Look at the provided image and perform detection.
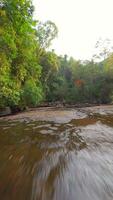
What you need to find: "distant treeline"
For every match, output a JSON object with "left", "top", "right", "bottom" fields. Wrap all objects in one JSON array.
[{"left": 1, "top": 0, "right": 113, "bottom": 110}]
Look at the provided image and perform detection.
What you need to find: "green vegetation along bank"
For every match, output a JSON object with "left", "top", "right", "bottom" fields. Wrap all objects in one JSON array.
[{"left": 1, "top": 0, "right": 113, "bottom": 112}]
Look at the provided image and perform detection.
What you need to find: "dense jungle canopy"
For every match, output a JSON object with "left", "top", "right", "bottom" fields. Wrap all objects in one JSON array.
[{"left": 1, "top": 0, "right": 113, "bottom": 110}]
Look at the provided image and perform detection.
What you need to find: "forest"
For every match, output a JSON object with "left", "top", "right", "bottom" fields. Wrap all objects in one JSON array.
[{"left": 1, "top": 0, "right": 113, "bottom": 111}]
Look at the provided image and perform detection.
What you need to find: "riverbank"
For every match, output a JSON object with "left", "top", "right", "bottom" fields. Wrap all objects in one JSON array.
[{"left": 1, "top": 105, "right": 113, "bottom": 123}]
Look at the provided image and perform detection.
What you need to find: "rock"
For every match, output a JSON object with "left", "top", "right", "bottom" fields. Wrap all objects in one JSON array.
[{"left": 0, "top": 107, "right": 11, "bottom": 117}]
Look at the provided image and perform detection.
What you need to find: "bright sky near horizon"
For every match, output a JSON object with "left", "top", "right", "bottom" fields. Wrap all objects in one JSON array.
[{"left": 33, "top": 0, "right": 113, "bottom": 60}]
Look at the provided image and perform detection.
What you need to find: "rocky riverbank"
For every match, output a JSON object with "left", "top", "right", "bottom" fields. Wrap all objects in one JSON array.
[{"left": 1, "top": 105, "right": 113, "bottom": 123}]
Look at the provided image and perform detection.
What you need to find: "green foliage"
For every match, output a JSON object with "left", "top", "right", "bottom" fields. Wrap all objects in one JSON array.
[
  {"left": 36, "top": 21, "right": 58, "bottom": 49},
  {"left": 1, "top": 1, "right": 113, "bottom": 110},
  {"left": 39, "top": 51, "right": 59, "bottom": 82},
  {"left": 0, "top": 0, "right": 43, "bottom": 109},
  {"left": 46, "top": 55, "right": 113, "bottom": 104},
  {"left": 20, "top": 80, "right": 43, "bottom": 107}
]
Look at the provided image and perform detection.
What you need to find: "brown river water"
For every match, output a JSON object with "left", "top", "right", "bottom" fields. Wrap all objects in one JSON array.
[{"left": 0, "top": 107, "right": 113, "bottom": 200}]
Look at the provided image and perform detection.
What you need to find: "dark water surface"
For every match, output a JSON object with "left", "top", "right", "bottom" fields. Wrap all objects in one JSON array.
[{"left": 0, "top": 114, "right": 113, "bottom": 200}]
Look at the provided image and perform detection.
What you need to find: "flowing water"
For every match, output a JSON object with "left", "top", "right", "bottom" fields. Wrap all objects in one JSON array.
[{"left": 0, "top": 112, "right": 113, "bottom": 200}]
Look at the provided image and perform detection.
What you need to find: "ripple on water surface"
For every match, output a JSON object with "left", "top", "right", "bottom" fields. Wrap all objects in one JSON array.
[{"left": 0, "top": 114, "right": 113, "bottom": 200}]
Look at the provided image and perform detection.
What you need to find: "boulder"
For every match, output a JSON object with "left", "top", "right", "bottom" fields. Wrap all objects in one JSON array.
[{"left": 0, "top": 107, "right": 11, "bottom": 117}]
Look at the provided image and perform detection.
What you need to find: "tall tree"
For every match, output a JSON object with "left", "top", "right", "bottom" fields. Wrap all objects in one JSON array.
[
  {"left": 36, "top": 20, "right": 58, "bottom": 49},
  {"left": 0, "top": 0, "right": 43, "bottom": 108}
]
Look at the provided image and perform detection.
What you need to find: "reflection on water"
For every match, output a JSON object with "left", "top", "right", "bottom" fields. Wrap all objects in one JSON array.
[{"left": 0, "top": 114, "right": 113, "bottom": 199}]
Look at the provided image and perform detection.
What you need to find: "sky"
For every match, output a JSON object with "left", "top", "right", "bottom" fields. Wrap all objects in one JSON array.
[{"left": 33, "top": 0, "right": 113, "bottom": 60}]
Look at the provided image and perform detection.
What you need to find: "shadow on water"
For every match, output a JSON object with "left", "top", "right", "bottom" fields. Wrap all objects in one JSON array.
[{"left": 0, "top": 114, "right": 113, "bottom": 199}]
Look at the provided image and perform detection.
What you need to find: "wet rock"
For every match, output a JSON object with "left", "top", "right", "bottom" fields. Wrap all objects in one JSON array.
[
  {"left": 40, "top": 129, "right": 53, "bottom": 134},
  {"left": 0, "top": 107, "right": 11, "bottom": 117}
]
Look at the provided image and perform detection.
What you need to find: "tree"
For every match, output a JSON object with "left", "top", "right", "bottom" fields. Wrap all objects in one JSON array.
[
  {"left": 93, "top": 38, "right": 113, "bottom": 62},
  {"left": 0, "top": 0, "right": 43, "bottom": 109},
  {"left": 36, "top": 20, "right": 58, "bottom": 49}
]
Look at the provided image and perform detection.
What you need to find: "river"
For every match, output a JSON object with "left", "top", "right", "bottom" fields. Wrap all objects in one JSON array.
[{"left": 0, "top": 106, "right": 113, "bottom": 200}]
